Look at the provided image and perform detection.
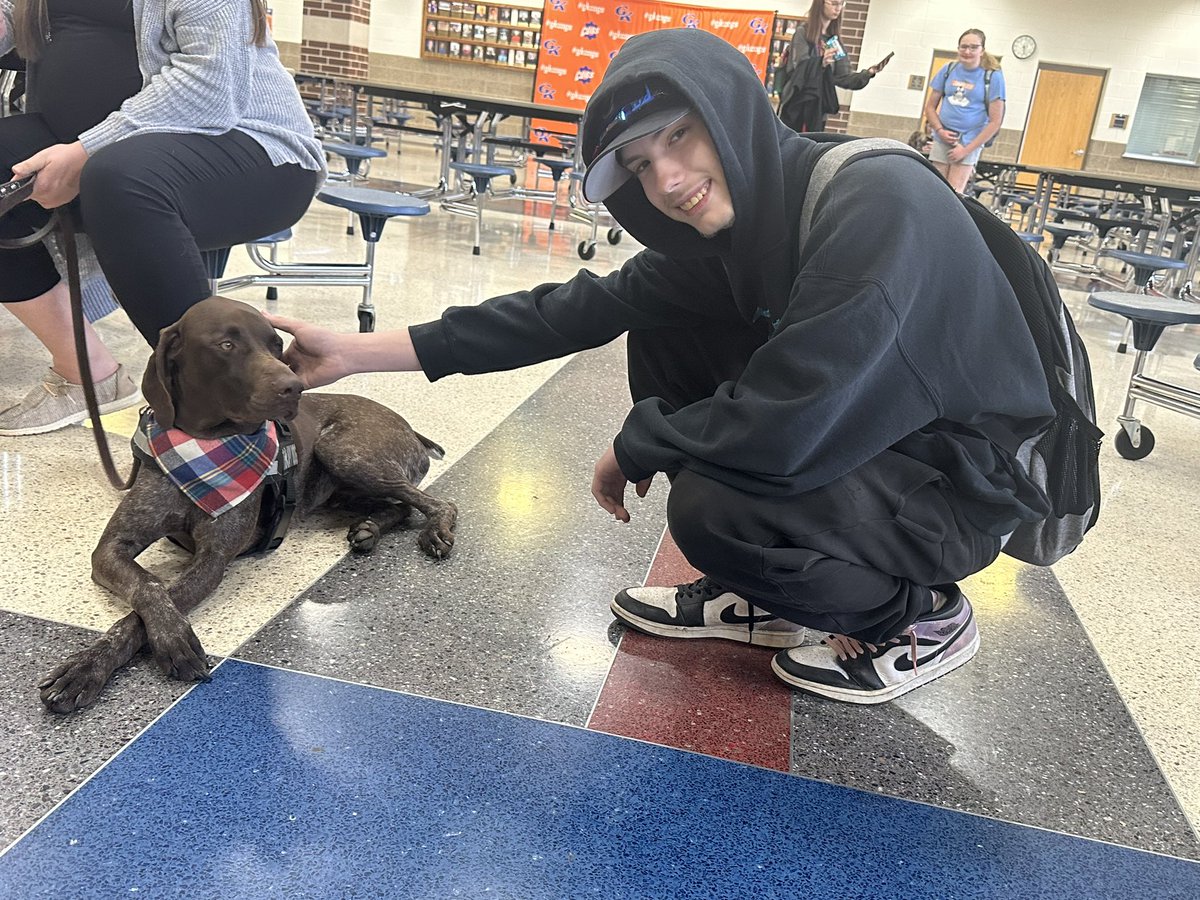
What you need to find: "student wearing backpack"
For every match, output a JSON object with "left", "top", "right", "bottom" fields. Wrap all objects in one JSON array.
[
  {"left": 924, "top": 29, "right": 1006, "bottom": 193},
  {"left": 269, "top": 29, "right": 1056, "bottom": 705}
]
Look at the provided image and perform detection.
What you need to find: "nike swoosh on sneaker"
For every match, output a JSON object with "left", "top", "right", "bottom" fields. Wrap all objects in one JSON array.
[
  {"left": 719, "top": 606, "right": 777, "bottom": 626},
  {"left": 892, "top": 622, "right": 972, "bottom": 672}
]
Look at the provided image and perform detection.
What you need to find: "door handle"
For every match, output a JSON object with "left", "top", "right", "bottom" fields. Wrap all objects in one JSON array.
[{"left": 1072, "top": 149, "right": 1085, "bottom": 156}]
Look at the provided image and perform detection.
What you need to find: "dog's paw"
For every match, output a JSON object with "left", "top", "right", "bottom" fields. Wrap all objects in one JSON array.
[
  {"left": 347, "top": 518, "right": 381, "bottom": 553},
  {"left": 141, "top": 606, "right": 210, "bottom": 682},
  {"left": 39, "top": 650, "right": 111, "bottom": 714},
  {"left": 417, "top": 520, "right": 456, "bottom": 559}
]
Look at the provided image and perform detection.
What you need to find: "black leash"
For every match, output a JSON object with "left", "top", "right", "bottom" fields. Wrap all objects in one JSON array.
[{"left": 0, "top": 173, "right": 137, "bottom": 490}]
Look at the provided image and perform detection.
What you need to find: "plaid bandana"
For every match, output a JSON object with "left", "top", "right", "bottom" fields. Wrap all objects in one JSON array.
[{"left": 144, "top": 413, "right": 279, "bottom": 518}]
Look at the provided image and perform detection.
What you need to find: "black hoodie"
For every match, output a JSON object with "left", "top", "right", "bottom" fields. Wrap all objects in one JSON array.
[{"left": 410, "top": 29, "right": 1053, "bottom": 526}]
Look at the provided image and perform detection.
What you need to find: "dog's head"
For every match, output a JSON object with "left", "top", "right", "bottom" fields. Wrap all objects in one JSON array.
[{"left": 141, "top": 296, "right": 304, "bottom": 437}]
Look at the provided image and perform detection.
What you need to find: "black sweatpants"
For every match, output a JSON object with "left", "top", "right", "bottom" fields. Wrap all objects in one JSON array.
[
  {"left": 0, "top": 113, "right": 319, "bottom": 345},
  {"left": 626, "top": 321, "right": 1002, "bottom": 645}
]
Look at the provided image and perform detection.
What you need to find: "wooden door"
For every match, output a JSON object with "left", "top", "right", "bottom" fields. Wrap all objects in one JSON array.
[
  {"left": 1018, "top": 65, "right": 1106, "bottom": 170},
  {"left": 918, "top": 51, "right": 958, "bottom": 130}
]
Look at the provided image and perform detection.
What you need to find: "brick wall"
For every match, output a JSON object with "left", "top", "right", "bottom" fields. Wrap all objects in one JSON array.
[
  {"left": 827, "top": 0, "right": 871, "bottom": 133},
  {"left": 300, "top": 0, "right": 371, "bottom": 80},
  {"left": 300, "top": 40, "right": 370, "bottom": 80},
  {"left": 302, "top": 0, "right": 370, "bottom": 25}
]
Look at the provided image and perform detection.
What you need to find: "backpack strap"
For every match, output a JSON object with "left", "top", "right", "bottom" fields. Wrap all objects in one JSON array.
[
  {"left": 984, "top": 67, "right": 992, "bottom": 106},
  {"left": 799, "top": 137, "right": 924, "bottom": 250}
]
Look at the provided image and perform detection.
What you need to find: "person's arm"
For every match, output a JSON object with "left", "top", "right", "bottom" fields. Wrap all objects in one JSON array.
[
  {"left": 961, "top": 97, "right": 1005, "bottom": 155},
  {"left": 0, "top": 2, "right": 13, "bottom": 57},
  {"left": 270, "top": 251, "right": 734, "bottom": 388},
  {"left": 923, "top": 90, "right": 953, "bottom": 144},
  {"left": 0, "top": 3, "right": 14, "bottom": 57},
  {"left": 78, "top": 0, "right": 261, "bottom": 155},
  {"left": 266, "top": 316, "right": 422, "bottom": 388},
  {"left": 831, "top": 54, "right": 875, "bottom": 90}
]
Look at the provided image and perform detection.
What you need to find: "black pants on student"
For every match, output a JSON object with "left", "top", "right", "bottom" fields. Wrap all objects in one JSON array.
[
  {"left": 0, "top": 113, "right": 319, "bottom": 345},
  {"left": 626, "top": 321, "right": 1002, "bottom": 646}
]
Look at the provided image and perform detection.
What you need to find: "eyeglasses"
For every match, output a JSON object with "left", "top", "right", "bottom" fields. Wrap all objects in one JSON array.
[
  {"left": 958, "top": 43, "right": 982, "bottom": 50},
  {"left": 593, "top": 85, "right": 664, "bottom": 157}
]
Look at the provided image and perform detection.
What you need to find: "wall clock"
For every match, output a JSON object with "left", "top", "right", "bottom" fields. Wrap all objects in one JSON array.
[{"left": 1012, "top": 34, "right": 1037, "bottom": 60}]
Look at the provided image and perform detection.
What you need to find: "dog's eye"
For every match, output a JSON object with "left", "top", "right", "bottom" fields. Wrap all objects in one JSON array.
[{"left": 220, "top": 340, "right": 235, "bottom": 351}]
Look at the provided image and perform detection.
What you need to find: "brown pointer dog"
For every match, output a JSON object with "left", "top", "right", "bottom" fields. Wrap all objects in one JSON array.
[{"left": 39, "top": 296, "right": 457, "bottom": 713}]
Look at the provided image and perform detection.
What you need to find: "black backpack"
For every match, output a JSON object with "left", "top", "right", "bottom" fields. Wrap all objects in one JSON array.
[{"left": 799, "top": 137, "right": 1102, "bottom": 566}]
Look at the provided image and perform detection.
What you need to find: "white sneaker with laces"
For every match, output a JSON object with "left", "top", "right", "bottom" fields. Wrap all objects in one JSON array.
[
  {"left": 770, "top": 587, "right": 980, "bottom": 704},
  {"left": 0, "top": 365, "right": 141, "bottom": 436},
  {"left": 611, "top": 575, "right": 812, "bottom": 648}
]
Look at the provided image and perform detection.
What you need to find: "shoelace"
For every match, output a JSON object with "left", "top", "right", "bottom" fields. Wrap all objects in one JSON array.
[
  {"left": 42, "top": 377, "right": 71, "bottom": 398},
  {"left": 825, "top": 630, "right": 921, "bottom": 674},
  {"left": 676, "top": 575, "right": 723, "bottom": 600}
]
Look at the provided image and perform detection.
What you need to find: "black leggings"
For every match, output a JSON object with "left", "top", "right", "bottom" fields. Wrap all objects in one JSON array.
[
  {"left": 0, "top": 114, "right": 319, "bottom": 345},
  {"left": 627, "top": 320, "right": 1002, "bottom": 645}
]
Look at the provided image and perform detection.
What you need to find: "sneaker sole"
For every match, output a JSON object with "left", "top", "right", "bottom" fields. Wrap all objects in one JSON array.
[
  {"left": 609, "top": 596, "right": 808, "bottom": 649},
  {"left": 0, "top": 390, "right": 143, "bottom": 437},
  {"left": 770, "top": 629, "right": 981, "bottom": 705}
]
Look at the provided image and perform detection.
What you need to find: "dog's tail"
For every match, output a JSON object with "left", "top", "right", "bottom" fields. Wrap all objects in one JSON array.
[{"left": 417, "top": 433, "right": 445, "bottom": 461}]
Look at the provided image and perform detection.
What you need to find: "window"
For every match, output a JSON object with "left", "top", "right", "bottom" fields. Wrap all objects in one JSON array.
[{"left": 1124, "top": 74, "right": 1200, "bottom": 166}]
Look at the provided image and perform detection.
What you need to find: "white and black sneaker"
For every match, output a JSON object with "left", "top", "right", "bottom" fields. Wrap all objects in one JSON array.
[
  {"left": 611, "top": 575, "right": 810, "bottom": 648},
  {"left": 770, "top": 587, "right": 979, "bottom": 704}
]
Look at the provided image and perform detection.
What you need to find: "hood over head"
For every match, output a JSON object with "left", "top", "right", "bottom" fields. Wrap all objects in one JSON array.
[{"left": 579, "top": 28, "right": 821, "bottom": 266}]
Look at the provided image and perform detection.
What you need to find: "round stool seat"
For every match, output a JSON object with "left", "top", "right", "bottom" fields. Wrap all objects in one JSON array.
[
  {"left": 1088, "top": 291, "right": 1200, "bottom": 326},
  {"left": 1017, "top": 232, "right": 1044, "bottom": 244},
  {"left": 1000, "top": 193, "right": 1035, "bottom": 209},
  {"left": 1101, "top": 249, "right": 1189, "bottom": 272},
  {"left": 252, "top": 228, "right": 293, "bottom": 244},
  {"left": 539, "top": 158, "right": 574, "bottom": 176},
  {"left": 1043, "top": 223, "right": 1091, "bottom": 237},
  {"left": 322, "top": 141, "right": 387, "bottom": 161},
  {"left": 317, "top": 185, "right": 430, "bottom": 218},
  {"left": 449, "top": 161, "right": 516, "bottom": 179}
]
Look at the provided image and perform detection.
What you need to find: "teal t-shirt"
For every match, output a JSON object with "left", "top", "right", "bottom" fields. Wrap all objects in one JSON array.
[{"left": 932, "top": 62, "right": 1005, "bottom": 147}]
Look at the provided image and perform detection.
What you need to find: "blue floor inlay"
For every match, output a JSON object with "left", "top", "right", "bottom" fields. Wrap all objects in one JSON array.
[{"left": 1, "top": 660, "right": 1197, "bottom": 899}]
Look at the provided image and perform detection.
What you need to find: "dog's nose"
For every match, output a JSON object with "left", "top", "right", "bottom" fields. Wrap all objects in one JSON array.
[{"left": 276, "top": 376, "right": 303, "bottom": 399}]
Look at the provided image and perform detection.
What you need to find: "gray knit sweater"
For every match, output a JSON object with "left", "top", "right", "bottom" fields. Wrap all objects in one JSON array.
[{"left": 1, "top": 0, "right": 326, "bottom": 180}]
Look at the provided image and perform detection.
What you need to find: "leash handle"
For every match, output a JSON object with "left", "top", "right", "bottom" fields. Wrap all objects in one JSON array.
[
  {"left": 0, "top": 173, "right": 55, "bottom": 249},
  {"left": 0, "top": 173, "right": 37, "bottom": 215},
  {"left": 60, "top": 212, "right": 139, "bottom": 491}
]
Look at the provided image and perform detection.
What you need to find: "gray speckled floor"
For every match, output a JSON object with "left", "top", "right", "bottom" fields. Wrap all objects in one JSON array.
[
  {"left": 240, "top": 340, "right": 669, "bottom": 723},
  {"left": 0, "top": 610, "right": 198, "bottom": 848},
  {"left": 1, "top": 141, "right": 1198, "bottom": 887}
]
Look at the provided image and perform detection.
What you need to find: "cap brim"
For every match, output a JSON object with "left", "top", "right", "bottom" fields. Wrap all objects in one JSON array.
[{"left": 581, "top": 105, "right": 690, "bottom": 204}]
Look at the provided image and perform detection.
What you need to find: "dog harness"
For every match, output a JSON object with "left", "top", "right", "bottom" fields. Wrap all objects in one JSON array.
[{"left": 131, "top": 408, "right": 299, "bottom": 555}]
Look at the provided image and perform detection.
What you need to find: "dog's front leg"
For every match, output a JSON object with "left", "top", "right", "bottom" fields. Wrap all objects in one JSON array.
[
  {"left": 97, "top": 535, "right": 242, "bottom": 681},
  {"left": 41, "top": 545, "right": 235, "bottom": 714}
]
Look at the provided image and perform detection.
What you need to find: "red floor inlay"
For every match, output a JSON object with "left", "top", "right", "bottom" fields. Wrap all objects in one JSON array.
[{"left": 587, "top": 529, "right": 793, "bottom": 772}]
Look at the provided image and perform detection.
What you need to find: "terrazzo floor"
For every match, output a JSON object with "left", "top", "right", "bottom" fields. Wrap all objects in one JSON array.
[{"left": 1, "top": 137, "right": 1198, "bottom": 897}]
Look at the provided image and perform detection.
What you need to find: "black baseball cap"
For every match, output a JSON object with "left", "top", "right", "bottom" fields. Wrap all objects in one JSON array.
[{"left": 581, "top": 84, "right": 690, "bottom": 203}]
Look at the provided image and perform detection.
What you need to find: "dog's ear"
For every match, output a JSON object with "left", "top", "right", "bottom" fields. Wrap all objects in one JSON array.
[{"left": 142, "top": 324, "right": 182, "bottom": 428}]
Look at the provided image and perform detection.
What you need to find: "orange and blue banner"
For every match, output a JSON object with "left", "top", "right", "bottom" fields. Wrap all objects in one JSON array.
[{"left": 531, "top": 1, "right": 775, "bottom": 146}]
